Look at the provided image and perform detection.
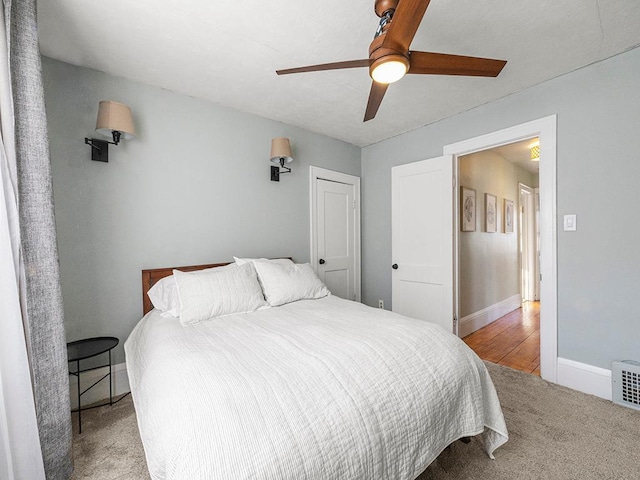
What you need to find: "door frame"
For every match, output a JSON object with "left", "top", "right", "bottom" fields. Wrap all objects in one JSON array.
[
  {"left": 309, "top": 166, "right": 361, "bottom": 302},
  {"left": 444, "top": 115, "right": 557, "bottom": 383}
]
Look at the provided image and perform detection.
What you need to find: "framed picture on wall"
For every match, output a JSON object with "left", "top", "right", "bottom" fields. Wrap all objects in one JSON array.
[
  {"left": 504, "top": 199, "right": 514, "bottom": 233},
  {"left": 485, "top": 193, "right": 497, "bottom": 232},
  {"left": 460, "top": 186, "right": 476, "bottom": 232}
]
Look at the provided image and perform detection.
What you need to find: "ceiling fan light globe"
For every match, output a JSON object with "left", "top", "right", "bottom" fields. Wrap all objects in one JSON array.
[{"left": 370, "top": 56, "right": 409, "bottom": 84}]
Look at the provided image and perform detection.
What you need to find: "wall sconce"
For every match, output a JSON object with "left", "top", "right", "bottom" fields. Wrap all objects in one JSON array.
[
  {"left": 84, "top": 101, "right": 135, "bottom": 162},
  {"left": 270, "top": 137, "right": 293, "bottom": 181}
]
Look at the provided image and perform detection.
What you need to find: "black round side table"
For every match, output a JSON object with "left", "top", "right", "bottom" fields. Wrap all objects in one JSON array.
[{"left": 67, "top": 336, "right": 119, "bottom": 433}]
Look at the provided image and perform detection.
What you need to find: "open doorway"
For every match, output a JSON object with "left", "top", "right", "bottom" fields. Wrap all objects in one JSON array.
[
  {"left": 456, "top": 139, "right": 541, "bottom": 375},
  {"left": 444, "top": 115, "right": 557, "bottom": 383}
]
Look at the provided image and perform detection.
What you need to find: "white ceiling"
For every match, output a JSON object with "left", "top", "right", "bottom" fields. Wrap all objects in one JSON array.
[{"left": 37, "top": 0, "right": 640, "bottom": 147}]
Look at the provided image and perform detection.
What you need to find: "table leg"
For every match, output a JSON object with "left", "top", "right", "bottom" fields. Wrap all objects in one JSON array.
[
  {"left": 109, "top": 349, "right": 113, "bottom": 406},
  {"left": 77, "top": 359, "right": 82, "bottom": 434}
]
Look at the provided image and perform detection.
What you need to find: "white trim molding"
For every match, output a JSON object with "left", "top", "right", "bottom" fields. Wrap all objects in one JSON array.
[
  {"left": 69, "top": 362, "right": 130, "bottom": 410},
  {"left": 459, "top": 295, "right": 521, "bottom": 338},
  {"left": 557, "top": 357, "right": 612, "bottom": 400}
]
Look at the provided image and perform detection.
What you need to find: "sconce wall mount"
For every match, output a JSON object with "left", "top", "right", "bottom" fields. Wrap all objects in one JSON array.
[
  {"left": 270, "top": 137, "right": 293, "bottom": 181},
  {"left": 85, "top": 101, "right": 135, "bottom": 162},
  {"left": 84, "top": 137, "right": 111, "bottom": 162}
]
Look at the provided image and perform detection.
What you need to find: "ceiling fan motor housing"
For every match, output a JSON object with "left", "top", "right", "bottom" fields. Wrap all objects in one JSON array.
[
  {"left": 368, "top": 34, "right": 410, "bottom": 81},
  {"left": 370, "top": 0, "right": 408, "bottom": 74}
]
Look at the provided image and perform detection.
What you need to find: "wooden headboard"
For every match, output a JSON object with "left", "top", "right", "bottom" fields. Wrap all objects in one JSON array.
[
  {"left": 141, "top": 262, "right": 231, "bottom": 315},
  {"left": 142, "top": 258, "right": 293, "bottom": 315}
]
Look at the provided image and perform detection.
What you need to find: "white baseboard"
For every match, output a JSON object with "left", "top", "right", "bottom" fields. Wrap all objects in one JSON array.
[
  {"left": 68, "top": 362, "right": 130, "bottom": 410},
  {"left": 459, "top": 294, "right": 521, "bottom": 337},
  {"left": 557, "top": 357, "right": 612, "bottom": 400}
]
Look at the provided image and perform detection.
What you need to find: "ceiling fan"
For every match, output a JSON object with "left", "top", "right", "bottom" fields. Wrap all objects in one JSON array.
[{"left": 276, "top": 0, "right": 507, "bottom": 122}]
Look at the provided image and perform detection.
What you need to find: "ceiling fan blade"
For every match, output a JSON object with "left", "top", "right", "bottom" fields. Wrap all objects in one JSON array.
[
  {"left": 382, "top": 0, "right": 431, "bottom": 51},
  {"left": 363, "top": 81, "right": 389, "bottom": 122},
  {"left": 408, "top": 51, "right": 507, "bottom": 77},
  {"left": 277, "top": 59, "right": 370, "bottom": 75}
]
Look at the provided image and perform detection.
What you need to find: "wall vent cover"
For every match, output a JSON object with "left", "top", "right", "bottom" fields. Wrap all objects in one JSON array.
[{"left": 612, "top": 360, "right": 640, "bottom": 411}]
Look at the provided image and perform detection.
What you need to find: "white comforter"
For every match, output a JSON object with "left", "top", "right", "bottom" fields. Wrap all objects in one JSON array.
[{"left": 125, "top": 296, "right": 508, "bottom": 480}]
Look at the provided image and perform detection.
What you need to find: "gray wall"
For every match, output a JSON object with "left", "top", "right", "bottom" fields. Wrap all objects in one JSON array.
[
  {"left": 42, "top": 57, "right": 361, "bottom": 364},
  {"left": 458, "top": 151, "right": 535, "bottom": 318},
  {"left": 361, "top": 46, "right": 640, "bottom": 370}
]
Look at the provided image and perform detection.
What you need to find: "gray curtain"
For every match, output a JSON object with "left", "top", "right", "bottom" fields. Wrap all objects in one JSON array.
[{"left": 10, "top": 0, "right": 73, "bottom": 477}]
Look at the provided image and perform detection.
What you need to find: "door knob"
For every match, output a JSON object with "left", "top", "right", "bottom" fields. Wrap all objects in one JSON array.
[
  {"left": 392, "top": 263, "right": 398, "bottom": 270},
  {"left": 319, "top": 259, "right": 326, "bottom": 265}
]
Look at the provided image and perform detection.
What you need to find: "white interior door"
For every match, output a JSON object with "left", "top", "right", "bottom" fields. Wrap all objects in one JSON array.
[
  {"left": 392, "top": 155, "right": 454, "bottom": 332},
  {"left": 519, "top": 183, "right": 536, "bottom": 302},
  {"left": 310, "top": 166, "right": 361, "bottom": 302},
  {"left": 534, "top": 187, "right": 541, "bottom": 301}
]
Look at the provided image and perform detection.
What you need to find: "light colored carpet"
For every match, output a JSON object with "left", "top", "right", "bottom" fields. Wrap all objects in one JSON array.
[
  {"left": 419, "top": 363, "right": 640, "bottom": 479},
  {"left": 70, "top": 394, "right": 150, "bottom": 480},
  {"left": 71, "top": 362, "right": 640, "bottom": 480}
]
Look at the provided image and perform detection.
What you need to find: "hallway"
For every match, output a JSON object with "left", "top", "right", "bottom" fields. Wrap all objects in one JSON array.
[{"left": 463, "top": 301, "right": 540, "bottom": 376}]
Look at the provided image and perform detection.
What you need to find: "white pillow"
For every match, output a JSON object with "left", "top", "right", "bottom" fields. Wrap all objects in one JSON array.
[
  {"left": 147, "top": 276, "right": 180, "bottom": 317},
  {"left": 233, "top": 256, "right": 293, "bottom": 267},
  {"left": 173, "top": 262, "right": 266, "bottom": 325},
  {"left": 253, "top": 261, "right": 330, "bottom": 306},
  {"left": 147, "top": 264, "right": 237, "bottom": 317}
]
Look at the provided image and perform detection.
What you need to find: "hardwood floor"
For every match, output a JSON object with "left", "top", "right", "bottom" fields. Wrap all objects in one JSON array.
[{"left": 463, "top": 301, "right": 540, "bottom": 376}]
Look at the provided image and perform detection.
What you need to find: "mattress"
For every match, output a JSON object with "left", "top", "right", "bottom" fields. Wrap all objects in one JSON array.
[{"left": 125, "top": 295, "right": 508, "bottom": 479}]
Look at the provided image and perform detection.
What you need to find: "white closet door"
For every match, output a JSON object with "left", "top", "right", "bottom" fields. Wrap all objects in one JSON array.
[
  {"left": 316, "top": 179, "right": 355, "bottom": 300},
  {"left": 392, "top": 155, "right": 454, "bottom": 332}
]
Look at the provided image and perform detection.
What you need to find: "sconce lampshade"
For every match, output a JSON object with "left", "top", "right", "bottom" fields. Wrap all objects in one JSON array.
[
  {"left": 95, "top": 101, "right": 135, "bottom": 142},
  {"left": 270, "top": 137, "right": 293, "bottom": 164}
]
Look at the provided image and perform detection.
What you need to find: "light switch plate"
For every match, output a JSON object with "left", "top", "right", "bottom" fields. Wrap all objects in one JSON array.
[{"left": 563, "top": 214, "right": 577, "bottom": 231}]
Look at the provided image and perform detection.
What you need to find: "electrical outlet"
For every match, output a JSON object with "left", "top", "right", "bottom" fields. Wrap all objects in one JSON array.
[{"left": 378, "top": 299, "right": 384, "bottom": 309}]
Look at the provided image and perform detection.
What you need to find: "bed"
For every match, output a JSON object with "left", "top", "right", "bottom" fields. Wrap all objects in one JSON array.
[{"left": 126, "top": 260, "right": 508, "bottom": 479}]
